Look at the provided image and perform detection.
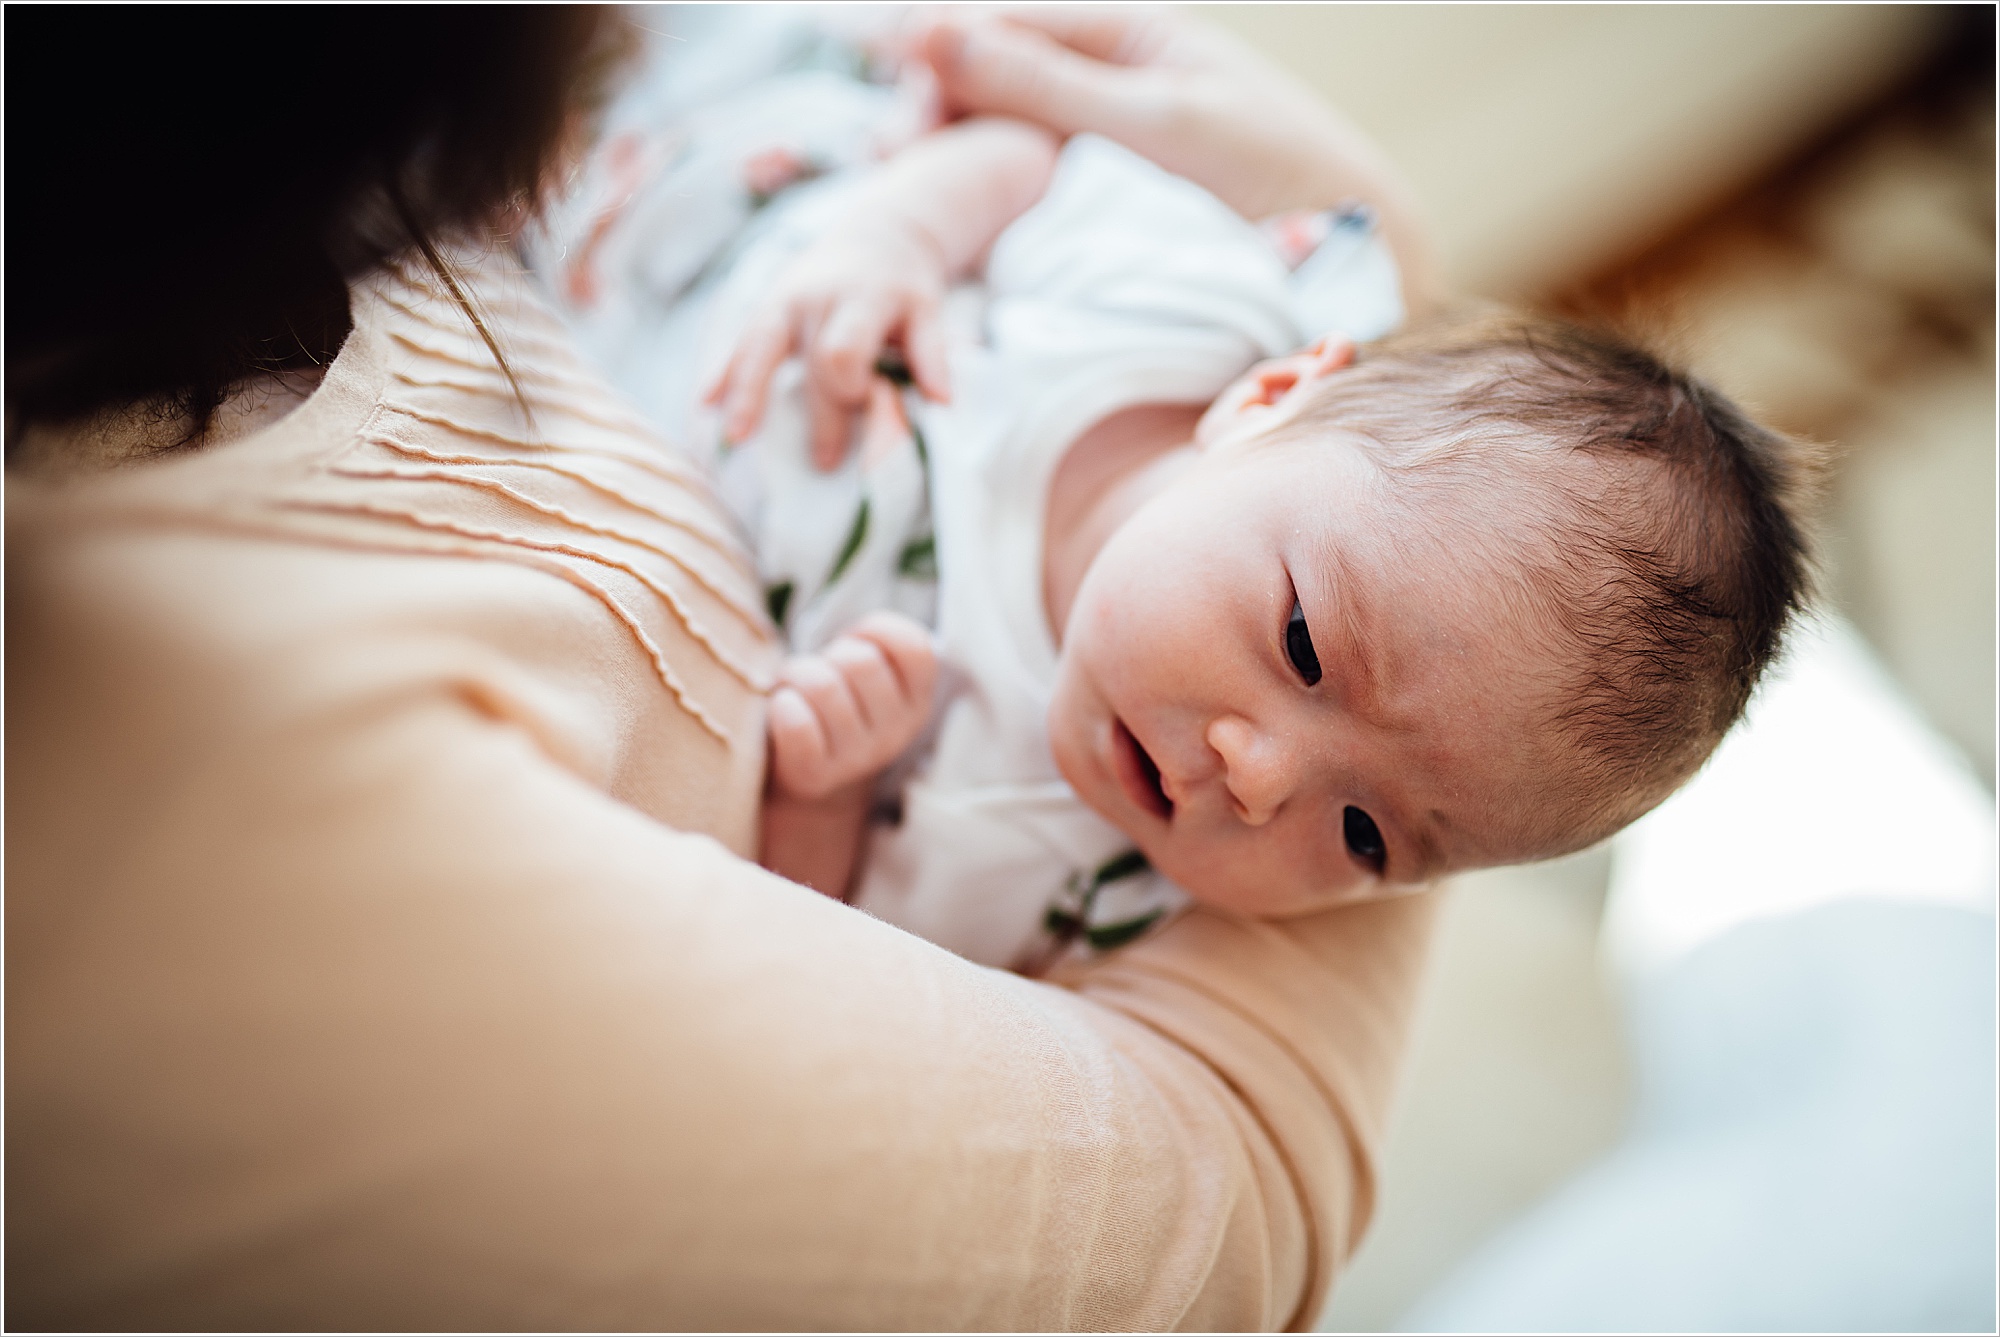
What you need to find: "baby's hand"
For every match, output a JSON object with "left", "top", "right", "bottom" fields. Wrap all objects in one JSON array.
[
  {"left": 706, "top": 222, "right": 952, "bottom": 469},
  {"left": 767, "top": 611, "right": 939, "bottom": 802}
]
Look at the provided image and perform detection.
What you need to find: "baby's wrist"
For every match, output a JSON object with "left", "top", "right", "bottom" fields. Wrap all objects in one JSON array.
[
  {"left": 828, "top": 211, "right": 947, "bottom": 279},
  {"left": 766, "top": 767, "right": 876, "bottom": 811},
  {"left": 759, "top": 783, "right": 874, "bottom": 900}
]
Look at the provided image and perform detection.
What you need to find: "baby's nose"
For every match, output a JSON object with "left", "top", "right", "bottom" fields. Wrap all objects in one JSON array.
[{"left": 1206, "top": 716, "right": 1294, "bottom": 827}]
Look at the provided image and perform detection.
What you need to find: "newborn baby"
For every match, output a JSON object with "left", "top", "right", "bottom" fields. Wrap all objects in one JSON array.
[{"left": 692, "top": 115, "right": 1814, "bottom": 971}]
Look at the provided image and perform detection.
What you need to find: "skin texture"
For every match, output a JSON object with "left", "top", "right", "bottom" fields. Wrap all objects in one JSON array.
[
  {"left": 761, "top": 613, "right": 938, "bottom": 898},
  {"left": 1045, "top": 345, "right": 1579, "bottom": 914},
  {"left": 706, "top": 116, "right": 1061, "bottom": 465}
]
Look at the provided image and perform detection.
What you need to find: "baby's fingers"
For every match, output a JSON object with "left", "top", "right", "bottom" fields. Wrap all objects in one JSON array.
[
  {"left": 806, "top": 380, "right": 858, "bottom": 473},
  {"left": 766, "top": 685, "right": 834, "bottom": 797},
  {"left": 714, "top": 310, "right": 802, "bottom": 444},
  {"left": 848, "top": 610, "right": 939, "bottom": 707},
  {"left": 806, "top": 295, "right": 900, "bottom": 468},
  {"left": 813, "top": 293, "right": 901, "bottom": 407},
  {"left": 822, "top": 633, "right": 913, "bottom": 745},
  {"left": 902, "top": 304, "right": 952, "bottom": 405},
  {"left": 770, "top": 656, "right": 870, "bottom": 798},
  {"left": 829, "top": 616, "right": 937, "bottom": 758}
]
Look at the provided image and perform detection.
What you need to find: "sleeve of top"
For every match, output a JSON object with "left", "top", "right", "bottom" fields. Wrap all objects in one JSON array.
[{"left": 10, "top": 611, "right": 1437, "bottom": 1332}]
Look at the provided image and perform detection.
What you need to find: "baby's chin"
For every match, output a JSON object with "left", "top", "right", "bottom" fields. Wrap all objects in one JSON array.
[{"left": 1176, "top": 870, "right": 1383, "bottom": 919}]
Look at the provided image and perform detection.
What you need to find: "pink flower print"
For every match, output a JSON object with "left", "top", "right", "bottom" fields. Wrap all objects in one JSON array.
[{"left": 743, "top": 145, "right": 812, "bottom": 203}]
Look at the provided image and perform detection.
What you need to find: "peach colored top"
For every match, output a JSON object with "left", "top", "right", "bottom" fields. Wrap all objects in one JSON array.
[{"left": 4, "top": 255, "right": 1436, "bottom": 1331}]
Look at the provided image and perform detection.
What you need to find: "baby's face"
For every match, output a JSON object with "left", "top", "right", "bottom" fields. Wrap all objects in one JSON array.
[{"left": 1047, "top": 348, "right": 1576, "bottom": 915}]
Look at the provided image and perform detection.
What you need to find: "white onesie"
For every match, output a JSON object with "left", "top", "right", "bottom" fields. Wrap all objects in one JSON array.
[{"left": 532, "top": 32, "right": 1401, "bottom": 968}]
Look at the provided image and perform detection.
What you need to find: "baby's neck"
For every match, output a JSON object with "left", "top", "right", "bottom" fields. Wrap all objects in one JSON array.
[{"left": 1042, "top": 402, "right": 1205, "bottom": 645}]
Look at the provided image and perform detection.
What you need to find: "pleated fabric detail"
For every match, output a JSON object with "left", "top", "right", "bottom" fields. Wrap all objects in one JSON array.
[{"left": 271, "top": 257, "right": 773, "bottom": 744}]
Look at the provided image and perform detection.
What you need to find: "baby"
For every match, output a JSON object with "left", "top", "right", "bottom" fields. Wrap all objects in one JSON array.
[{"left": 537, "top": 30, "right": 1813, "bottom": 971}]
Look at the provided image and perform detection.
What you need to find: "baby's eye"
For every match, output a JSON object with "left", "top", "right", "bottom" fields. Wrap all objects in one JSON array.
[
  {"left": 1344, "top": 806, "right": 1386, "bottom": 874},
  {"left": 1285, "top": 599, "right": 1322, "bottom": 686}
]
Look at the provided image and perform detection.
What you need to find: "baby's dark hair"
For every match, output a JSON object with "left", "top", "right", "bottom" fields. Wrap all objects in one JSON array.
[{"left": 1284, "top": 310, "right": 1825, "bottom": 844}]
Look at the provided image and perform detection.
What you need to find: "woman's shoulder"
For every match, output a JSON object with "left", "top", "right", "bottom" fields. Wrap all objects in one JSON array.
[
  {"left": 6, "top": 256, "right": 779, "bottom": 849},
  {"left": 7, "top": 483, "right": 766, "bottom": 864}
]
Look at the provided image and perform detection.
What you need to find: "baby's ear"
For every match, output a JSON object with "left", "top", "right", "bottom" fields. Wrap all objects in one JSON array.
[
  {"left": 1195, "top": 338, "right": 1357, "bottom": 449},
  {"left": 1304, "top": 335, "right": 1356, "bottom": 375}
]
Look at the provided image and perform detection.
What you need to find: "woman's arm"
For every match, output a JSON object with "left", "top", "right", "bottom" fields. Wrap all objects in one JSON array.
[
  {"left": 9, "top": 528, "right": 1435, "bottom": 1331},
  {"left": 916, "top": 11, "right": 1445, "bottom": 320}
]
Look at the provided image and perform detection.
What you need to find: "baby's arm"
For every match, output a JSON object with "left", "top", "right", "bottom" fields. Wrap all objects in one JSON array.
[
  {"left": 708, "top": 116, "right": 1059, "bottom": 465},
  {"left": 915, "top": 12, "right": 1442, "bottom": 318},
  {"left": 761, "top": 612, "right": 938, "bottom": 899}
]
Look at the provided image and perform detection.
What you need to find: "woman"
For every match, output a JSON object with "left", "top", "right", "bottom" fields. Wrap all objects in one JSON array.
[{"left": 6, "top": 9, "right": 1435, "bottom": 1329}]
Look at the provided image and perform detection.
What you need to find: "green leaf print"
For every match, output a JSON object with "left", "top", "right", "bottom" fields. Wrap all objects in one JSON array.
[
  {"left": 1092, "top": 849, "right": 1151, "bottom": 888},
  {"left": 1044, "top": 907, "right": 1084, "bottom": 939},
  {"left": 896, "top": 534, "right": 937, "bottom": 581},
  {"left": 1084, "top": 911, "right": 1166, "bottom": 952},
  {"left": 873, "top": 349, "right": 914, "bottom": 387},
  {"left": 765, "top": 581, "right": 794, "bottom": 628},
  {"left": 826, "top": 496, "right": 871, "bottom": 586}
]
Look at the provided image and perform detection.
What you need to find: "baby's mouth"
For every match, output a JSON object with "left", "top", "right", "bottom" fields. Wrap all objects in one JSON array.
[{"left": 1113, "top": 719, "right": 1173, "bottom": 821}]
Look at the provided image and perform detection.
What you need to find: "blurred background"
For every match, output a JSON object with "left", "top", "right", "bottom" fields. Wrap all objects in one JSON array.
[{"left": 1189, "top": 5, "right": 1995, "bottom": 1331}]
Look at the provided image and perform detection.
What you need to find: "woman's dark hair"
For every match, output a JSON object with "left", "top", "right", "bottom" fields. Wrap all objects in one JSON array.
[{"left": 5, "top": 6, "right": 631, "bottom": 449}]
